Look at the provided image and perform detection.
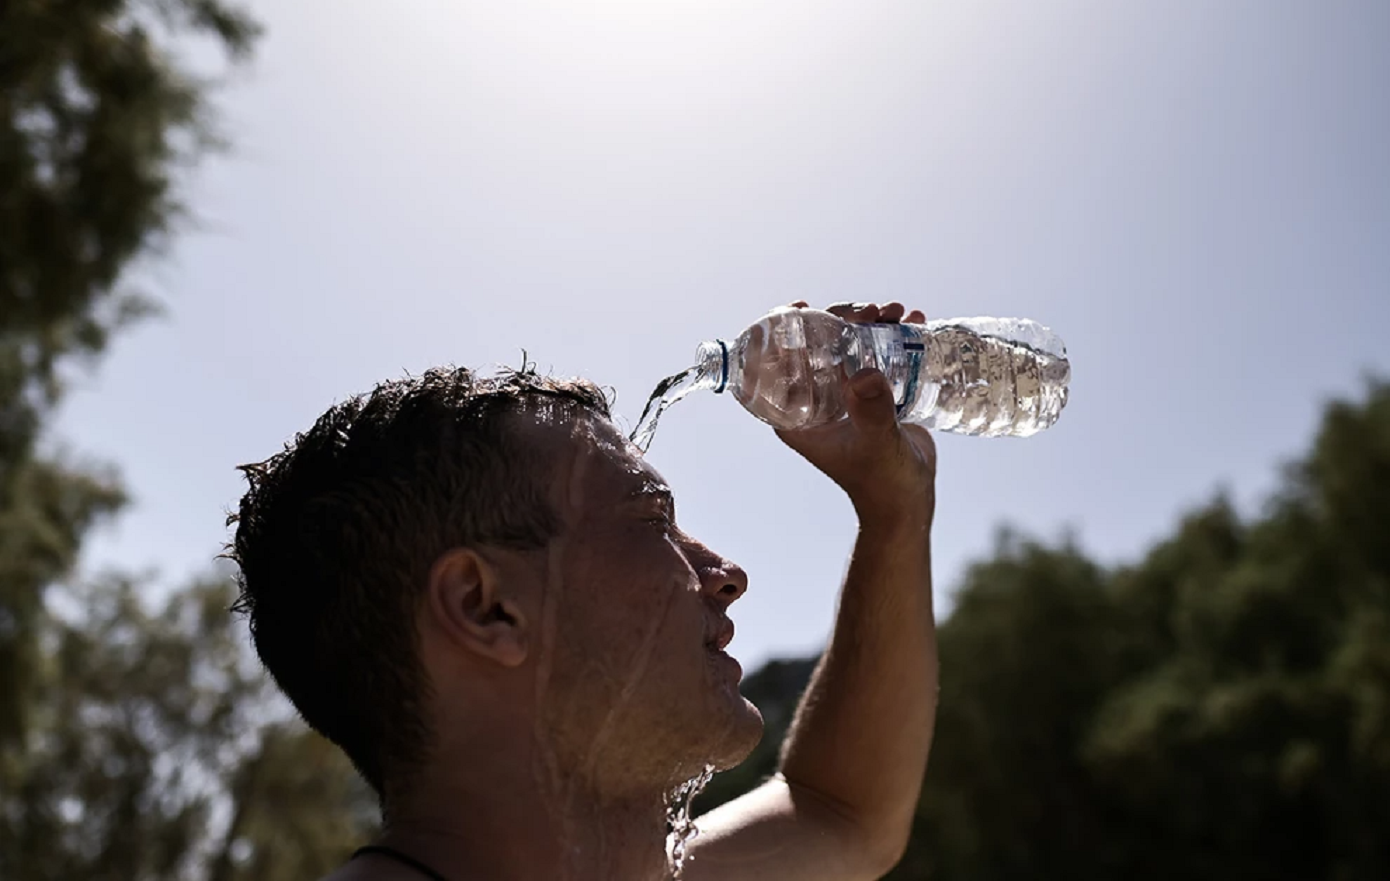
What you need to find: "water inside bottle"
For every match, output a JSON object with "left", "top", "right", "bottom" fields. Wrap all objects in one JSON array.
[
  {"left": 905, "top": 321, "right": 1070, "bottom": 437},
  {"left": 630, "top": 363, "right": 705, "bottom": 453},
  {"left": 666, "top": 763, "right": 716, "bottom": 879}
]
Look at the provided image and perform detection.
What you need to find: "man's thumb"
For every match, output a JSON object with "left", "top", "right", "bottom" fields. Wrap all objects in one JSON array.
[{"left": 846, "top": 368, "right": 896, "bottom": 429}]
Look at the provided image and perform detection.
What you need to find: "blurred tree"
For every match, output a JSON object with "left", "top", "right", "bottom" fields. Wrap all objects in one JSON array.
[
  {"left": 1, "top": 0, "right": 259, "bottom": 458},
  {"left": 1, "top": 0, "right": 258, "bottom": 791},
  {"left": 1083, "top": 381, "right": 1390, "bottom": 881},
  {"left": 11, "top": 577, "right": 375, "bottom": 881},
  {"left": 895, "top": 536, "right": 1127, "bottom": 881},
  {"left": 1, "top": 4, "right": 377, "bottom": 879},
  {"left": 699, "top": 381, "right": 1390, "bottom": 881}
]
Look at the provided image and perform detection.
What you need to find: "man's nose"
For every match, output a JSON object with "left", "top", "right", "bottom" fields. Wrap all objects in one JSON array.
[{"left": 692, "top": 544, "right": 748, "bottom": 605}]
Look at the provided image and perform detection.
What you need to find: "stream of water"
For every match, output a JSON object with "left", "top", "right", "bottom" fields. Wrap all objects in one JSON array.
[
  {"left": 665, "top": 763, "right": 716, "bottom": 880},
  {"left": 629, "top": 363, "right": 705, "bottom": 453}
]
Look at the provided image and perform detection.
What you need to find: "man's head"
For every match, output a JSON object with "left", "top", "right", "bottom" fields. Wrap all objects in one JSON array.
[{"left": 229, "top": 366, "right": 762, "bottom": 809}]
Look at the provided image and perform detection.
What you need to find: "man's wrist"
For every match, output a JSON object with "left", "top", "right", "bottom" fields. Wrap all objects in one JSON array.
[{"left": 852, "top": 495, "right": 934, "bottom": 538}]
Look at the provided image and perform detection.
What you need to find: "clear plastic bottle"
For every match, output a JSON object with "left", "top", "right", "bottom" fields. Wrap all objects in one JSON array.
[{"left": 689, "top": 306, "right": 1071, "bottom": 437}]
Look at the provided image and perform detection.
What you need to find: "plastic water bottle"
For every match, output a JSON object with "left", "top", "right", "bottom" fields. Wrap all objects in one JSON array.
[{"left": 689, "top": 306, "right": 1070, "bottom": 437}]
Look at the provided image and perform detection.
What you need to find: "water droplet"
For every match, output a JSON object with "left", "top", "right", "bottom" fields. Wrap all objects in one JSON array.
[{"left": 665, "top": 764, "right": 716, "bottom": 880}]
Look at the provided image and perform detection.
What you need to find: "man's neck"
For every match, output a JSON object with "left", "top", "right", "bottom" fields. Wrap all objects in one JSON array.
[{"left": 376, "top": 757, "right": 673, "bottom": 881}]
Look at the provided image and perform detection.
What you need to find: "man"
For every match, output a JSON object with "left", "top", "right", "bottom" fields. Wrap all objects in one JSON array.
[{"left": 229, "top": 301, "right": 939, "bottom": 880}]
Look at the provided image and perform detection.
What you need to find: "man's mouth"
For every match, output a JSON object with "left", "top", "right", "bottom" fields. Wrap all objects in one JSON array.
[
  {"left": 705, "top": 617, "right": 735, "bottom": 653},
  {"left": 705, "top": 617, "right": 743, "bottom": 682}
]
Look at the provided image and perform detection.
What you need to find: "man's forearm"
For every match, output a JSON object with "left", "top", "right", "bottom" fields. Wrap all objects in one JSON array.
[{"left": 777, "top": 513, "right": 938, "bottom": 863}]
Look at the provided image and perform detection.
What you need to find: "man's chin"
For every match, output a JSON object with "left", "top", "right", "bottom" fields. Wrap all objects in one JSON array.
[{"left": 707, "top": 696, "right": 764, "bottom": 771}]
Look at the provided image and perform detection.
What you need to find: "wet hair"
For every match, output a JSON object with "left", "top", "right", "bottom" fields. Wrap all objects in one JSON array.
[{"left": 227, "top": 366, "right": 611, "bottom": 802}]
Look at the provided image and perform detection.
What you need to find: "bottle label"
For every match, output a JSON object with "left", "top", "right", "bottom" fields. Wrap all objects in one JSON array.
[{"left": 897, "top": 329, "right": 926, "bottom": 417}]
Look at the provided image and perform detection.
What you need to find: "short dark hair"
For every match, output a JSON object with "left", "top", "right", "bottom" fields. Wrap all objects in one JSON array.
[{"left": 228, "top": 366, "right": 611, "bottom": 800}]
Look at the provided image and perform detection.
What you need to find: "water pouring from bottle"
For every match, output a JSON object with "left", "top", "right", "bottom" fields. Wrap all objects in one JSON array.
[
  {"left": 630, "top": 365, "right": 708, "bottom": 454},
  {"left": 629, "top": 306, "right": 1071, "bottom": 452}
]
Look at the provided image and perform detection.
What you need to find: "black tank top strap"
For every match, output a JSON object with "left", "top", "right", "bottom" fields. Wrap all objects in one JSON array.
[{"left": 351, "top": 844, "right": 451, "bottom": 881}]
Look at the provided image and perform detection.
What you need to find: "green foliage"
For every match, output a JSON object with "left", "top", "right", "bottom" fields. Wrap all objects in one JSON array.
[
  {"left": 0, "top": 455, "right": 124, "bottom": 783},
  {"left": 905, "top": 538, "right": 1125, "bottom": 880},
  {"left": 1, "top": 0, "right": 260, "bottom": 771},
  {"left": 701, "top": 380, "right": 1390, "bottom": 881},
  {"left": 2, "top": 6, "right": 378, "bottom": 880},
  {"left": 1, "top": 0, "right": 258, "bottom": 429},
  {"left": 1070, "top": 382, "right": 1390, "bottom": 881},
  {"left": 4, "top": 577, "right": 375, "bottom": 880}
]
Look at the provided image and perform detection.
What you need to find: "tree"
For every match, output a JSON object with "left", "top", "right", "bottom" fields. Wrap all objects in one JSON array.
[
  {"left": 1082, "top": 381, "right": 1390, "bottom": 881},
  {"left": 1, "top": 5, "right": 377, "bottom": 878},
  {"left": 13, "top": 577, "right": 375, "bottom": 881},
  {"left": 1, "top": 0, "right": 259, "bottom": 458},
  {"left": 1, "top": 0, "right": 258, "bottom": 795}
]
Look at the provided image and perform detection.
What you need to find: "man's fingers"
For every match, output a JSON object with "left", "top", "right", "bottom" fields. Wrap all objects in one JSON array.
[
  {"left": 845, "top": 368, "right": 897, "bottom": 433},
  {"left": 878, "top": 302, "right": 906, "bottom": 323},
  {"left": 789, "top": 300, "right": 810, "bottom": 308},
  {"left": 827, "top": 302, "right": 926, "bottom": 325},
  {"left": 828, "top": 303, "right": 881, "bottom": 324},
  {"left": 848, "top": 368, "right": 888, "bottom": 400}
]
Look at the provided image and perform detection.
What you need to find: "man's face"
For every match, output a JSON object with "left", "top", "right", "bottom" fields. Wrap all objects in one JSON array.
[{"left": 524, "top": 411, "right": 764, "bottom": 791}]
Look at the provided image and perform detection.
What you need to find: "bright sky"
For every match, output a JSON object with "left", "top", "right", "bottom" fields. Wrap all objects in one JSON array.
[{"left": 56, "top": 0, "right": 1388, "bottom": 671}]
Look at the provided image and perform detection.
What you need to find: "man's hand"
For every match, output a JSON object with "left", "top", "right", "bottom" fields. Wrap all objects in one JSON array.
[{"left": 774, "top": 301, "right": 937, "bottom": 531}]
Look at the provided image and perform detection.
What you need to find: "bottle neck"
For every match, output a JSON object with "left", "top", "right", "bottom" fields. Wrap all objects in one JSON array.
[{"left": 695, "top": 340, "right": 730, "bottom": 394}]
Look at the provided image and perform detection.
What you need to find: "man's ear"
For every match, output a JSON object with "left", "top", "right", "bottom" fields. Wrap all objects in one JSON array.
[{"left": 425, "top": 548, "right": 528, "bottom": 668}]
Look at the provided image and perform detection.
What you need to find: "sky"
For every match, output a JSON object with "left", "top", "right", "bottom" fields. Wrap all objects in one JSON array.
[{"left": 54, "top": 0, "right": 1389, "bottom": 671}]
